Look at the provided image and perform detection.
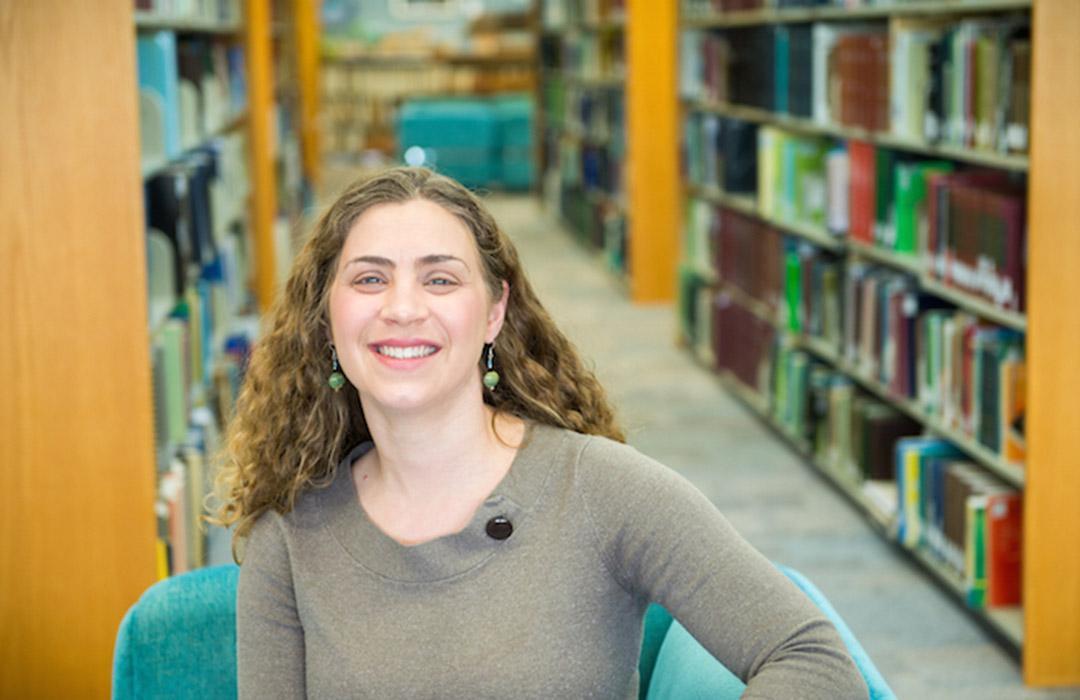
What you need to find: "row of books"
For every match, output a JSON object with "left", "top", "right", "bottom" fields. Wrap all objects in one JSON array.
[
  {"left": 767, "top": 342, "right": 1022, "bottom": 610},
  {"left": 137, "top": 29, "right": 247, "bottom": 168},
  {"left": 681, "top": 200, "right": 1026, "bottom": 468},
  {"left": 143, "top": 120, "right": 255, "bottom": 577},
  {"left": 844, "top": 265, "right": 1026, "bottom": 463},
  {"left": 541, "top": 0, "right": 626, "bottom": 28},
  {"left": 151, "top": 300, "right": 254, "bottom": 576},
  {"left": 144, "top": 132, "right": 249, "bottom": 313},
  {"left": 682, "top": 119, "right": 1028, "bottom": 314},
  {"left": 680, "top": 15, "right": 1031, "bottom": 157},
  {"left": 540, "top": 27, "right": 625, "bottom": 81}
]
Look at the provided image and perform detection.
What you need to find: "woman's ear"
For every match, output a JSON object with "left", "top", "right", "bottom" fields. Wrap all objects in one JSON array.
[{"left": 486, "top": 280, "right": 510, "bottom": 342}]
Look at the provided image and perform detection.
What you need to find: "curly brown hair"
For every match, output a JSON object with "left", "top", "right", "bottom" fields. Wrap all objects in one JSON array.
[{"left": 212, "top": 167, "right": 623, "bottom": 551}]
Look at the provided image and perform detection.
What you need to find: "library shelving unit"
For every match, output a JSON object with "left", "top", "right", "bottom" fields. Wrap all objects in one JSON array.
[
  {"left": 676, "top": 0, "right": 1080, "bottom": 687},
  {"left": 536, "top": 0, "right": 679, "bottom": 302},
  {"left": 0, "top": 1, "right": 320, "bottom": 697}
]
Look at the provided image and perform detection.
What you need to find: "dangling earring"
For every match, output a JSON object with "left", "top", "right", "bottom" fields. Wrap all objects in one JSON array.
[
  {"left": 482, "top": 343, "right": 500, "bottom": 391},
  {"left": 328, "top": 346, "right": 345, "bottom": 391}
]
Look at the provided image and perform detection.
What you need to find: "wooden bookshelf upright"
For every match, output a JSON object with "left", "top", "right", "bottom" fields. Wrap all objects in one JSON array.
[
  {"left": 0, "top": 1, "right": 319, "bottom": 695},
  {"left": 1025, "top": 0, "right": 1080, "bottom": 686},
  {"left": 1, "top": 4, "right": 157, "bottom": 697},
  {"left": 626, "top": 0, "right": 679, "bottom": 302}
]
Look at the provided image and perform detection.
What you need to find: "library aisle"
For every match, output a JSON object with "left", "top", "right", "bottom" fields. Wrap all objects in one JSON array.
[{"left": 468, "top": 191, "right": 1076, "bottom": 700}]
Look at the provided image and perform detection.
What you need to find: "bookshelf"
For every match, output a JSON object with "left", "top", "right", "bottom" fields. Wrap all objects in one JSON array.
[
  {"left": 677, "top": 0, "right": 1080, "bottom": 686},
  {"left": 0, "top": 1, "right": 319, "bottom": 696},
  {"left": 537, "top": 0, "right": 679, "bottom": 301}
]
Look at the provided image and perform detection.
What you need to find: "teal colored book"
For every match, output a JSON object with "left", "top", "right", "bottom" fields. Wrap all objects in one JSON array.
[{"left": 137, "top": 30, "right": 182, "bottom": 159}]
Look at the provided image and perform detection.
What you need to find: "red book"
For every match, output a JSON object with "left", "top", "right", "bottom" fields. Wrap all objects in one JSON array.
[
  {"left": 849, "top": 140, "right": 876, "bottom": 244},
  {"left": 986, "top": 491, "right": 1023, "bottom": 607}
]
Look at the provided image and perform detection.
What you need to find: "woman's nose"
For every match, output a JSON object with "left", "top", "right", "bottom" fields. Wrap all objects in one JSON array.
[{"left": 379, "top": 280, "right": 427, "bottom": 324}]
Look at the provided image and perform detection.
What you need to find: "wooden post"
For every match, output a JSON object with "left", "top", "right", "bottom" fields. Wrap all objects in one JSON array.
[
  {"left": 626, "top": 0, "right": 678, "bottom": 303},
  {"left": 245, "top": 0, "right": 279, "bottom": 310},
  {"left": 1024, "top": 0, "right": 1080, "bottom": 687},
  {"left": 293, "top": 0, "right": 322, "bottom": 188},
  {"left": 0, "top": 2, "right": 158, "bottom": 695}
]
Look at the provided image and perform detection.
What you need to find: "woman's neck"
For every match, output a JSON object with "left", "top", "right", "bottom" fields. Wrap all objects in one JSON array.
[{"left": 357, "top": 390, "right": 525, "bottom": 507}]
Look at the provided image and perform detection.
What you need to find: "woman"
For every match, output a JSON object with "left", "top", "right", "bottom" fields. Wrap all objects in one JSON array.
[{"left": 215, "top": 167, "right": 866, "bottom": 698}]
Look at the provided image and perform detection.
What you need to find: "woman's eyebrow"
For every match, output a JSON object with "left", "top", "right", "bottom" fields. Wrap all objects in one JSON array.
[
  {"left": 342, "top": 254, "right": 468, "bottom": 269},
  {"left": 343, "top": 255, "right": 394, "bottom": 268},
  {"left": 419, "top": 254, "right": 467, "bottom": 267}
]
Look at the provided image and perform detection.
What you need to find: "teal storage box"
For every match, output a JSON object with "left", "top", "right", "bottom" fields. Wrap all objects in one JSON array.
[{"left": 397, "top": 99, "right": 498, "bottom": 188}]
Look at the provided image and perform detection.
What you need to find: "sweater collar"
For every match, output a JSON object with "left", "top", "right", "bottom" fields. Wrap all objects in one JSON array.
[{"left": 321, "top": 421, "right": 566, "bottom": 583}]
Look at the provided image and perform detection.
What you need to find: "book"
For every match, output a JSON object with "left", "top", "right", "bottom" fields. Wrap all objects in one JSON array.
[
  {"left": 137, "top": 30, "right": 182, "bottom": 160},
  {"left": 985, "top": 490, "right": 1022, "bottom": 607},
  {"left": 896, "top": 437, "right": 964, "bottom": 549}
]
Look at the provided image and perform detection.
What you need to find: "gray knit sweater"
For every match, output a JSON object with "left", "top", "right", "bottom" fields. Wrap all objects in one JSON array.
[{"left": 238, "top": 422, "right": 867, "bottom": 698}]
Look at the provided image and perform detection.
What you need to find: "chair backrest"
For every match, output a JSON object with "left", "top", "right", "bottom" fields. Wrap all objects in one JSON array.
[
  {"left": 112, "top": 564, "right": 239, "bottom": 700},
  {"left": 645, "top": 564, "right": 896, "bottom": 700}
]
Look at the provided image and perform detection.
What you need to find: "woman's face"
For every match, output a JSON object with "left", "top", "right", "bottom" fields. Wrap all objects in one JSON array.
[{"left": 328, "top": 199, "right": 507, "bottom": 415}]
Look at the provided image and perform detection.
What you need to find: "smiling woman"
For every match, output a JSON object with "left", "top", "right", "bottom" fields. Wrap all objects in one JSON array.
[{"left": 212, "top": 167, "right": 867, "bottom": 699}]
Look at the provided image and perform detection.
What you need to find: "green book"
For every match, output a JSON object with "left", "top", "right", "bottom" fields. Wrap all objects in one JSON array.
[
  {"left": 794, "top": 138, "right": 827, "bottom": 226},
  {"left": 965, "top": 494, "right": 989, "bottom": 608},
  {"left": 790, "top": 351, "right": 810, "bottom": 439},
  {"left": 159, "top": 318, "right": 188, "bottom": 446},
  {"left": 895, "top": 161, "right": 954, "bottom": 256},
  {"left": 874, "top": 149, "right": 900, "bottom": 247},
  {"left": 785, "top": 249, "right": 802, "bottom": 333}
]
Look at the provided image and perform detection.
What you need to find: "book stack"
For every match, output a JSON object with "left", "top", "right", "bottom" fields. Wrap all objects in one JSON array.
[
  {"left": 758, "top": 126, "right": 832, "bottom": 230},
  {"left": 712, "top": 293, "right": 776, "bottom": 393},
  {"left": 540, "top": 10, "right": 627, "bottom": 275},
  {"left": 783, "top": 242, "right": 843, "bottom": 344},
  {"left": 728, "top": 26, "right": 778, "bottom": 111},
  {"left": 717, "top": 207, "right": 784, "bottom": 312},
  {"left": 138, "top": 27, "right": 257, "bottom": 575},
  {"left": 774, "top": 23, "right": 814, "bottom": 119},
  {"left": 895, "top": 438, "right": 1022, "bottom": 610},
  {"left": 137, "top": 30, "right": 246, "bottom": 173},
  {"left": 927, "top": 170, "right": 1026, "bottom": 313},
  {"left": 830, "top": 28, "right": 890, "bottom": 132}
]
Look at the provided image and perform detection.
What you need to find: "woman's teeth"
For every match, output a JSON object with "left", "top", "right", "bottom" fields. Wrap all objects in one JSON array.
[{"left": 376, "top": 345, "right": 437, "bottom": 359}]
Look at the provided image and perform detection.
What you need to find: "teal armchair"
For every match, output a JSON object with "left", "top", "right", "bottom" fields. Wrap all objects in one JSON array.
[{"left": 113, "top": 564, "right": 893, "bottom": 699}]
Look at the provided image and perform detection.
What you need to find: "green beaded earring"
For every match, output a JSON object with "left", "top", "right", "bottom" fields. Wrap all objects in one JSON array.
[
  {"left": 482, "top": 343, "right": 500, "bottom": 391},
  {"left": 328, "top": 347, "right": 345, "bottom": 391}
]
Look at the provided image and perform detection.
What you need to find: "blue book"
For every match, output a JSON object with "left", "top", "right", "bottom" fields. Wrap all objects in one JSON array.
[
  {"left": 895, "top": 437, "right": 963, "bottom": 549},
  {"left": 137, "top": 30, "right": 182, "bottom": 158}
]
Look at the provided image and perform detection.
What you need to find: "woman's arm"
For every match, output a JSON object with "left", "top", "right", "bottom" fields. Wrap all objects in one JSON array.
[
  {"left": 236, "top": 512, "right": 307, "bottom": 699},
  {"left": 577, "top": 438, "right": 868, "bottom": 699}
]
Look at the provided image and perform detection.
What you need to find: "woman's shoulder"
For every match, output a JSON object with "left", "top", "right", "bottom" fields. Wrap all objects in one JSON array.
[{"left": 527, "top": 422, "right": 678, "bottom": 493}]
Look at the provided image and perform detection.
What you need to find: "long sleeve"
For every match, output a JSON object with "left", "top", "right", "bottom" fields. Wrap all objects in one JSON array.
[
  {"left": 576, "top": 437, "right": 868, "bottom": 699},
  {"left": 237, "top": 512, "right": 307, "bottom": 699}
]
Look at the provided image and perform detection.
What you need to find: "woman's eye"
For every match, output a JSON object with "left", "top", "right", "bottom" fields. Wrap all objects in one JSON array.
[
  {"left": 353, "top": 275, "right": 385, "bottom": 286},
  {"left": 426, "top": 277, "right": 457, "bottom": 287}
]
